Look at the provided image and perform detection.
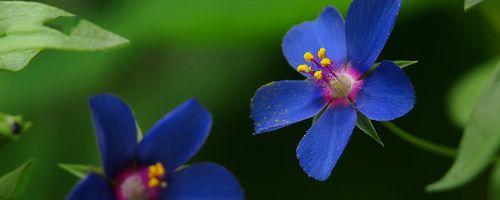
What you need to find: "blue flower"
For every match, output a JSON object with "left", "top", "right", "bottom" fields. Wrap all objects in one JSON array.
[
  {"left": 251, "top": 0, "right": 415, "bottom": 181},
  {"left": 67, "top": 94, "right": 244, "bottom": 200}
]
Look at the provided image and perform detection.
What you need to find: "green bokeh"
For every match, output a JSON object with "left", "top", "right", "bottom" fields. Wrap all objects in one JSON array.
[{"left": 0, "top": 0, "right": 499, "bottom": 199}]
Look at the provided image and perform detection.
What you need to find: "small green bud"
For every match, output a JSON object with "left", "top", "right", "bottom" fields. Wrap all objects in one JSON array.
[{"left": 0, "top": 112, "right": 31, "bottom": 141}]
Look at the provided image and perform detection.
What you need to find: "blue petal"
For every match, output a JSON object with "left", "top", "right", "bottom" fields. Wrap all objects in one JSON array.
[
  {"left": 296, "top": 104, "right": 357, "bottom": 181},
  {"left": 346, "top": 0, "right": 401, "bottom": 74},
  {"left": 282, "top": 6, "right": 346, "bottom": 72},
  {"left": 66, "top": 173, "right": 115, "bottom": 200},
  {"left": 137, "top": 99, "right": 212, "bottom": 172},
  {"left": 251, "top": 80, "right": 329, "bottom": 134},
  {"left": 89, "top": 94, "right": 137, "bottom": 179},
  {"left": 354, "top": 61, "right": 415, "bottom": 121},
  {"left": 161, "top": 162, "right": 244, "bottom": 200}
]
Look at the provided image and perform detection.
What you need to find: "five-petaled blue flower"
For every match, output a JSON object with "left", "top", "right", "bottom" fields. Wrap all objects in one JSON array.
[
  {"left": 251, "top": 0, "right": 415, "bottom": 181},
  {"left": 67, "top": 94, "right": 244, "bottom": 200}
]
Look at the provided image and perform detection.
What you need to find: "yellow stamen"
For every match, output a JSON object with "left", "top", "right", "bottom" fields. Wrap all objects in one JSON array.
[
  {"left": 320, "top": 58, "right": 331, "bottom": 67},
  {"left": 314, "top": 71, "right": 323, "bottom": 80},
  {"left": 148, "top": 165, "right": 157, "bottom": 178},
  {"left": 318, "top": 48, "right": 327, "bottom": 59},
  {"left": 297, "top": 64, "right": 311, "bottom": 73},
  {"left": 148, "top": 178, "right": 160, "bottom": 188},
  {"left": 304, "top": 52, "right": 314, "bottom": 62},
  {"left": 148, "top": 162, "right": 165, "bottom": 178},
  {"left": 155, "top": 162, "right": 165, "bottom": 177}
]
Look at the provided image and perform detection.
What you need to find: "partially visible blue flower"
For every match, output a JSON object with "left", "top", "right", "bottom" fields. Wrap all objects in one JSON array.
[
  {"left": 67, "top": 94, "right": 244, "bottom": 200},
  {"left": 251, "top": 0, "right": 415, "bottom": 181}
]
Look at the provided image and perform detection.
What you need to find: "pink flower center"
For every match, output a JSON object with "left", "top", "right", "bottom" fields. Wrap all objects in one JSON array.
[
  {"left": 115, "top": 163, "right": 167, "bottom": 200},
  {"left": 297, "top": 48, "right": 363, "bottom": 103}
]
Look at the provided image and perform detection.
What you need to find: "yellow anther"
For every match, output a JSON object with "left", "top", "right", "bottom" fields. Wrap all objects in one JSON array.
[
  {"left": 155, "top": 162, "right": 165, "bottom": 177},
  {"left": 320, "top": 58, "right": 331, "bottom": 67},
  {"left": 304, "top": 52, "right": 314, "bottom": 62},
  {"left": 297, "top": 64, "right": 311, "bottom": 73},
  {"left": 148, "top": 178, "right": 160, "bottom": 188},
  {"left": 314, "top": 71, "right": 323, "bottom": 80},
  {"left": 148, "top": 165, "right": 157, "bottom": 178},
  {"left": 148, "top": 162, "right": 165, "bottom": 178},
  {"left": 318, "top": 48, "right": 327, "bottom": 59}
]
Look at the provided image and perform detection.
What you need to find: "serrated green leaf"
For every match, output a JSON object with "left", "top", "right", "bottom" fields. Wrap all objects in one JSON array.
[
  {"left": 356, "top": 112, "right": 384, "bottom": 147},
  {"left": 465, "top": 0, "right": 485, "bottom": 11},
  {"left": 0, "top": 1, "right": 129, "bottom": 71},
  {"left": 448, "top": 60, "right": 497, "bottom": 127},
  {"left": 0, "top": 159, "right": 35, "bottom": 200},
  {"left": 59, "top": 163, "right": 104, "bottom": 179},
  {"left": 427, "top": 62, "right": 500, "bottom": 192},
  {"left": 490, "top": 160, "right": 500, "bottom": 200}
]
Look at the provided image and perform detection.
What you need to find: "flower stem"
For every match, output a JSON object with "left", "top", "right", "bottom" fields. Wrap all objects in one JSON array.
[{"left": 381, "top": 122, "right": 457, "bottom": 158}]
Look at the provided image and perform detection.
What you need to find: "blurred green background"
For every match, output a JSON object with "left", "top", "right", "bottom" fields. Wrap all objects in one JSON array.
[{"left": 1, "top": 0, "right": 500, "bottom": 199}]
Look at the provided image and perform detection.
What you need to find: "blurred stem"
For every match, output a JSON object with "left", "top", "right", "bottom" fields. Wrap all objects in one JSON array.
[{"left": 382, "top": 122, "right": 457, "bottom": 158}]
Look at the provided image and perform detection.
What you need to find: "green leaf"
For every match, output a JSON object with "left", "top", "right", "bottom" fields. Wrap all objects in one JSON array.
[
  {"left": 448, "top": 60, "right": 497, "bottom": 127},
  {"left": 59, "top": 163, "right": 104, "bottom": 179},
  {"left": 465, "top": 0, "right": 485, "bottom": 11},
  {"left": 392, "top": 60, "right": 419, "bottom": 68},
  {"left": 356, "top": 112, "right": 384, "bottom": 147},
  {"left": 311, "top": 105, "right": 328, "bottom": 125},
  {"left": 136, "top": 121, "right": 143, "bottom": 141},
  {"left": 0, "top": 1, "right": 129, "bottom": 71},
  {"left": 427, "top": 62, "right": 500, "bottom": 192},
  {"left": 0, "top": 159, "right": 35, "bottom": 200},
  {"left": 0, "top": 50, "right": 41, "bottom": 72},
  {"left": 372, "top": 60, "right": 418, "bottom": 69},
  {"left": 490, "top": 160, "right": 500, "bottom": 200}
]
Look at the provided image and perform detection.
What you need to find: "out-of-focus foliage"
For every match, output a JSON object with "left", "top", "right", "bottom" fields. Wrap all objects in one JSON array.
[
  {"left": 427, "top": 62, "right": 500, "bottom": 192},
  {"left": 448, "top": 60, "right": 498, "bottom": 127},
  {"left": 0, "top": 159, "right": 35, "bottom": 200},
  {"left": 465, "top": 0, "right": 485, "bottom": 11},
  {"left": 0, "top": 1, "right": 129, "bottom": 71},
  {"left": 108, "top": 0, "right": 443, "bottom": 45},
  {"left": 491, "top": 160, "right": 500, "bottom": 200}
]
